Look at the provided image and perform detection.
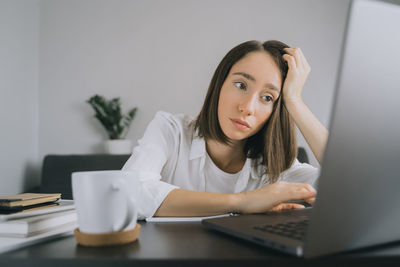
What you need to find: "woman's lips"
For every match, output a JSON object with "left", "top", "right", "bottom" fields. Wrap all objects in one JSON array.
[{"left": 230, "top": 118, "right": 250, "bottom": 130}]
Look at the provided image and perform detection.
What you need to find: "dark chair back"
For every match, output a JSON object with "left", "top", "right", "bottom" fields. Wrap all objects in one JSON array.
[
  {"left": 297, "top": 147, "right": 309, "bottom": 164},
  {"left": 40, "top": 154, "right": 130, "bottom": 199}
]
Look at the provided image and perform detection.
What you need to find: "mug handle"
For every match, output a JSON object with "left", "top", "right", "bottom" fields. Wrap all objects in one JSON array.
[
  {"left": 122, "top": 195, "right": 138, "bottom": 231},
  {"left": 111, "top": 179, "right": 138, "bottom": 232}
]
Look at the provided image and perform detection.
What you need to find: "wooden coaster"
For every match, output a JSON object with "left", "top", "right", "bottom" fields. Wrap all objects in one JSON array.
[{"left": 74, "top": 224, "right": 140, "bottom": 247}]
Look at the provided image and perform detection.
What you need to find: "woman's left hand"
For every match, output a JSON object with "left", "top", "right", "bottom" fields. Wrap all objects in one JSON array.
[
  {"left": 282, "top": 47, "right": 311, "bottom": 104},
  {"left": 281, "top": 47, "right": 328, "bottom": 164}
]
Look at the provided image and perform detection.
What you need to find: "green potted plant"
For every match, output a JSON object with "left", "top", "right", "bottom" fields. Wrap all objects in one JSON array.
[{"left": 86, "top": 94, "right": 138, "bottom": 154}]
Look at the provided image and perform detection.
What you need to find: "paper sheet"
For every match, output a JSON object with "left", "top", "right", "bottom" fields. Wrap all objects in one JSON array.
[{"left": 145, "top": 213, "right": 235, "bottom": 222}]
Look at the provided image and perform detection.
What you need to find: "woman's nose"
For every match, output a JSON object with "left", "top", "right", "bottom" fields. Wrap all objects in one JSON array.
[{"left": 238, "top": 94, "right": 257, "bottom": 115}]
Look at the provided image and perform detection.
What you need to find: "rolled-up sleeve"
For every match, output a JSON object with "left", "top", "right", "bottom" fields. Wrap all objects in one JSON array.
[
  {"left": 122, "top": 111, "right": 180, "bottom": 219},
  {"left": 279, "top": 159, "right": 320, "bottom": 188}
]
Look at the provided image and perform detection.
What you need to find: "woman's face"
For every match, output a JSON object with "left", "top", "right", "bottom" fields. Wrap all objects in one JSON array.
[{"left": 218, "top": 51, "right": 282, "bottom": 141}]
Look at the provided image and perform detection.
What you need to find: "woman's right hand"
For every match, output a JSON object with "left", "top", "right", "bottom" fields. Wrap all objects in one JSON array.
[{"left": 233, "top": 181, "right": 316, "bottom": 214}]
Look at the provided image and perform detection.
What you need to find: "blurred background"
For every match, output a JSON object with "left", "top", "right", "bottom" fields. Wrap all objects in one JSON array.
[{"left": 0, "top": 0, "right": 350, "bottom": 194}]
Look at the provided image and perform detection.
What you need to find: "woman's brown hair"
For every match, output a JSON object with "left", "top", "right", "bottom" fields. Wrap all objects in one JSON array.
[{"left": 193, "top": 40, "right": 297, "bottom": 183}]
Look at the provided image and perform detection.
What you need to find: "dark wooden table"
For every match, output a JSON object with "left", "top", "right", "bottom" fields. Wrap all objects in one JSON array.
[{"left": 1, "top": 220, "right": 400, "bottom": 267}]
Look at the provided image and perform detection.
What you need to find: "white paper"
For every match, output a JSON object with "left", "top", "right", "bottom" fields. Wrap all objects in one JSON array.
[{"left": 145, "top": 213, "right": 235, "bottom": 222}]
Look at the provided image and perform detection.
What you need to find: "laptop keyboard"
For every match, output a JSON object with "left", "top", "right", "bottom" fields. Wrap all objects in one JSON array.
[{"left": 253, "top": 219, "right": 309, "bottom": 240}]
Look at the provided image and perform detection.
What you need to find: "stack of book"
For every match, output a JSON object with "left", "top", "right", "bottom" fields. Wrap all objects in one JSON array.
[
  {"left": 0, "top": 193, "right": 77, "bottom": 253},
  {"left": 0, "top": 193, "right": 61, "bottom": 211}
]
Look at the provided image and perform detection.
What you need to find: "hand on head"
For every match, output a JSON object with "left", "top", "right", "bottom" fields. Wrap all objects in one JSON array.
[{"left": 282, "top": 47, "right": 311, "bottom": 104}]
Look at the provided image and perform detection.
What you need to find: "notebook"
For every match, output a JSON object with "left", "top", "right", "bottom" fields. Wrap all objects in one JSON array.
[
  {"left": 0, "top": 193, "right": 61, "bottom": 210},
  {"left": 202, "top": 0, "right": 400, "bottom": 258},
  {"left": 0, "top": 200, "right": 75, "bottom": 222}
]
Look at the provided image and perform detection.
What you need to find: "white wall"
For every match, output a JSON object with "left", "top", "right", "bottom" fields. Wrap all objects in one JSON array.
[
  {"left": 39, "top": 0, "right": 350, "bottom": 167},
  {"left": 1, "top": 0, "right": 350, "bottom": 194},
  {"left": 0, "top": 0, "right": 40, "bottom": 194}
]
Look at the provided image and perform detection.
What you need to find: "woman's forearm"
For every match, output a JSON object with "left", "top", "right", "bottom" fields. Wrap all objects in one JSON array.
[
  {"left": 154, "top": 189, "right": 241, "bottom": 217},
  {"left": 154, "top": 181, "right": 317, "bottom": 217},
  {"left": 285, "top": 99, "right": 329, "bottom": 164},
  {"left": 281, "top": 47, "right": 328, "bottom": 164}
]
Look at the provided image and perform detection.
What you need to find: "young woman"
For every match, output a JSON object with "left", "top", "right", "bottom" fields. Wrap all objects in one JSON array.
[{"left": 122, "top": 40, "right": 328, "bottom": 219}]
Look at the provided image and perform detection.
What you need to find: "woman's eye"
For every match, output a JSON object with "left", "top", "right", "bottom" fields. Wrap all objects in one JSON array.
[
  {"left": 262, "top": 95, "right": 273, "bottom": 102},
  {"left": 234, "top": 82, "right": 246, "bottom": 90}
]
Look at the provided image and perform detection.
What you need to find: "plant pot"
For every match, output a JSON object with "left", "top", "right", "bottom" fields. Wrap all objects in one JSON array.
[{"left": 104, "top": 139, "right": 133, "bottom": 155}]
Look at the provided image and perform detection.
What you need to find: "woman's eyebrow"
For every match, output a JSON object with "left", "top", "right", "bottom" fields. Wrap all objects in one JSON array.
[{"left": 232, "top": 72, "right": 280, "bottom": 93}]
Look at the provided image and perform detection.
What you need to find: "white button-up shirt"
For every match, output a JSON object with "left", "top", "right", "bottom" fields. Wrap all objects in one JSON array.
[{"left": 122, "top": 111, "right": 319, "bottom": 219}]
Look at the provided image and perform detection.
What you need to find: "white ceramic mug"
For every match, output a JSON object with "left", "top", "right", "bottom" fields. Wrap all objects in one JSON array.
[{"left": 71, "top": 170, "right": 141, "bottom": 234}]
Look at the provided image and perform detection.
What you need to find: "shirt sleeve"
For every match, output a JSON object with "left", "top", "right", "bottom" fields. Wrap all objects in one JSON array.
[
  {"left": 279, "top": 159, "right": 320, "bottom": 188},
  {"left": 122, "top": 111, "right": 180, "bottom": 219}
]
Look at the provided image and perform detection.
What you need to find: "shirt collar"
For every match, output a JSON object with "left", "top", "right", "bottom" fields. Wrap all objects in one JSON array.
[
  {"left": 189, "top": 135, "right": 261, "bottom": 180},
  {"left": 189, "top": 134, "right": 205, "bottom": 160},
  {"left": 250, "top": 157, "right": 265, "bottom": 180},
  {"left": 240, "top": 158, "right": 261, "bottom": 180}
]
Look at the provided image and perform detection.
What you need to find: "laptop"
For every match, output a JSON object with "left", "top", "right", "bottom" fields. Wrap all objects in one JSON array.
[{"left": 202, "top": 0, "right": 400, "bottom": 258}]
